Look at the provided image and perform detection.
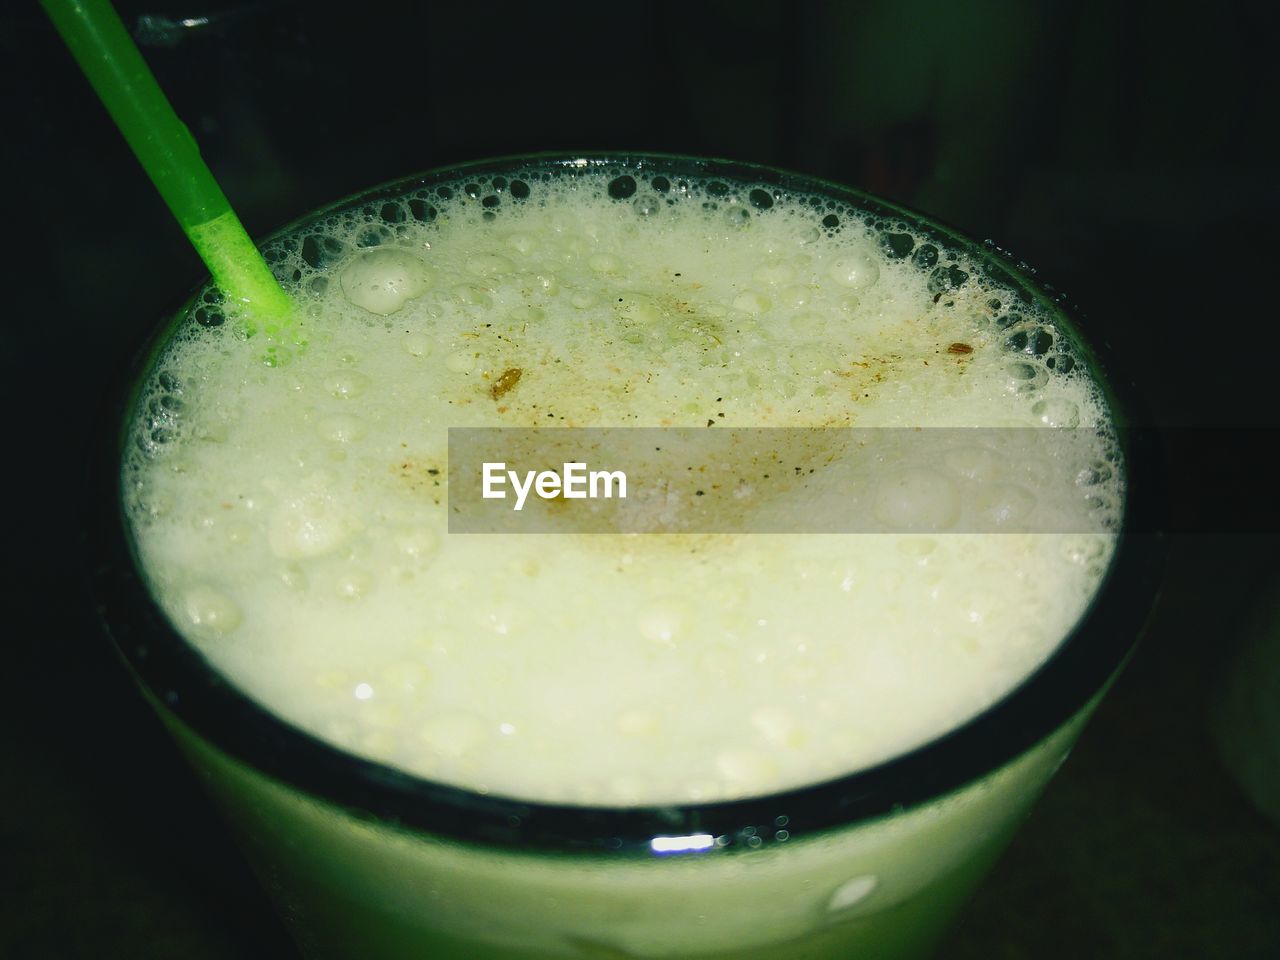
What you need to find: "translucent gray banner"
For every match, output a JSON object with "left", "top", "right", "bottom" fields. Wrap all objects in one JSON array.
[{"left": 446, "top": 428, "right": 1123, "bottom": 534}]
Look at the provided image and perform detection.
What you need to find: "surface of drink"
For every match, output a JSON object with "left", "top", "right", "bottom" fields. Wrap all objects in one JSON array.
[{"left": 114, "top": 155, "right": 1128, "bottom": 958}]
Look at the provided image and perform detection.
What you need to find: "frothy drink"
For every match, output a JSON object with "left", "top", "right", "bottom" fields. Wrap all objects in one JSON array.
[{"left": 117, "top": 157, "right": 1125, "bottom": 958}]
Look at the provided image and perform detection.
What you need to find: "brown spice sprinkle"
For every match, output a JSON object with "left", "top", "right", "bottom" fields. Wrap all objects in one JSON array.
[
  {"left": 946, "top": 342, "right": 974, "bottom": 355},
  {"left": 490, "top": 367, "right": 523, "bottom": 400}
]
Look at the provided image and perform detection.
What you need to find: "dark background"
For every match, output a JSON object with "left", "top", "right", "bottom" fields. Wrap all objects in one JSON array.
[{"left": 4, "top": 1, "right": 1279, "bottom": 957}]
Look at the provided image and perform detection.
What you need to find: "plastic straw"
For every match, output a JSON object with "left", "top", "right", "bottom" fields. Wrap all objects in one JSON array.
[{"left": 41, "top": 0, "right": 294, "bottom": 333}]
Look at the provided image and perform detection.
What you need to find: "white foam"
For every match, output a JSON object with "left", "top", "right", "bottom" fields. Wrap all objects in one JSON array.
[{"left": 124, "top": 163, "right": 1122, "bottom": 805}]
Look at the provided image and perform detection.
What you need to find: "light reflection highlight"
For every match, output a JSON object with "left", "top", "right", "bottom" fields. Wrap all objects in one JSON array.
[{"left": 650, "top": 834, "right": 715, "bottom": 855}]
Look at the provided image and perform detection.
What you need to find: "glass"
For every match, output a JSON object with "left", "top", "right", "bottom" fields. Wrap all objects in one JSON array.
[{"left": 94, "top": 153, "right": 1163, "bottom": 959}]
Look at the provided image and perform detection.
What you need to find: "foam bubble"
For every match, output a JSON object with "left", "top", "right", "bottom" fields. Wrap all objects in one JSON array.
[
  {"left": 588, "top": 253, "right": 623, "bottom": 273},
  {"left": 828, "top": 249, "right": 880, "bottom": 289},
  {"left": 402, "top": 333, "right": 431, "bottom": 357},
  {"left": 453, "top": 285, "right": 493, "bottom": 308},
  {"left": 268, "top": 489, "right": 354, "bottom": 560},
  {"left": 753, "top": 261, "right": 796, "bottom": 286},
  {"left": 873, "top": 468, "right": 961, "bottom": 532},
  {"left": 180, "top": 584, "right": 242, "bottom": 635},
  {"left": 732, "top": 291, "right": 771, "bottom": 314},
  {"left": 1032, "top": 397, "right": 1080, "bottom": 428},
  {"left": 638, "top": 604, "right": 688, "bottom": 645},
  {"left": 317, "top": 415, "right": 365, "bottom": 443},
  {"left": 973, "top": 483, "right": 1037, "bottom": 527},
  {"left": 1005, "top": 361, "right": 1050, "bottom": 393},
  {"left": 943, "top": 446, "right": 1003, "bottom": 482},
  {"left": 395, "top": 528, "right": 438, "bottom": 560},
  {"left": 324, "top": 371, "right": 371, "bottom": 399},
  {"left": 339, "top": 248, "right": 431, "bottom": 315},
  {"left": 335, "top": 569, "right": 372, "bottom": 600}
]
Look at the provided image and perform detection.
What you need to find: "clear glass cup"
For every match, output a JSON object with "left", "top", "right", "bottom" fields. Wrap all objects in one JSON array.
[{"left": 95, "top": 153, "right": 1163, "bottom": 960}]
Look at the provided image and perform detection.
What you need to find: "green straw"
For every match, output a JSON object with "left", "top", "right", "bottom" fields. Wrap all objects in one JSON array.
[{"left": 42, "top": 0, "right": 294, "bottom": 335}]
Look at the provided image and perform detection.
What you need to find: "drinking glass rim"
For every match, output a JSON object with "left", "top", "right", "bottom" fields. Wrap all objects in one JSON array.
[{"left": 94, "top": 151, "right": 1166, "bottom": 855}]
